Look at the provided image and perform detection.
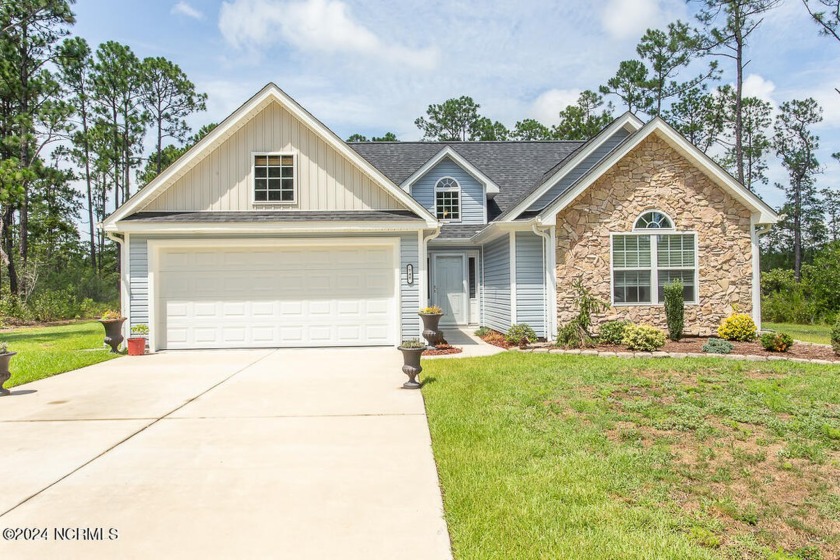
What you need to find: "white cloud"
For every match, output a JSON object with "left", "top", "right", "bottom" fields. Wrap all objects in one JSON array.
[
  {"left": 171, "top": 1, "right": 203, "bottom": 20},
  {"left": 529, "top": 89, "right": 581, "bottom": 126},
  {"left": 218, "top": 0, "right": 439, "bottom": 69},
  {"left": 599, "top": 0, "right": 688, "bottom": 41},
  {"left": 742, "top": 74, "right": 777, "bottom": 106}
]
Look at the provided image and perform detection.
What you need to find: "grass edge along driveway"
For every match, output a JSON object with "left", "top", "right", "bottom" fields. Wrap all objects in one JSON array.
[
  {"left": 3, "top": 321, "right": 120, "bottom": 388},
  {"left": 422, "top": 352, "right": 840, "bottom": 560}
]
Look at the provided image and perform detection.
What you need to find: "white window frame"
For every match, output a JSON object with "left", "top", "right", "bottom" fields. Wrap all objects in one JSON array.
[
  {"left": 609, "top": 228, "right": 699, "bottom": 307},
  {"left": 434, "top": 176, "right": 461, "bottom": 222},
  {"left": 251, "top": 151, "right": 297, "bottom": 206},
  {"left": 633, "top": 210, "right": 674, "bottom": 231}
]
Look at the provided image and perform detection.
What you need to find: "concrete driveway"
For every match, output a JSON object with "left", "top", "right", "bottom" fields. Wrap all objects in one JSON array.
[{"left": 0, "top": 348, "right": 452, "bottom": 559}]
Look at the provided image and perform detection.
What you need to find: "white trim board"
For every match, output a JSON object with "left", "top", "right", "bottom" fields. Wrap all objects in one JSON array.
[
  {"left": 537, "top": 118, "right": 779, "bottom": 226},
  {"left": 102, "top": 83, "right": 438, "bottom": 230}
]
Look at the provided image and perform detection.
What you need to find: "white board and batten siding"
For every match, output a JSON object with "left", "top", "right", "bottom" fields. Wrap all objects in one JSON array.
[
  {"left": 129, "top": 234, "right": 420, "bottom": 348},
  {"left": 514, "top": 231, "right": 547, "bottom": 338},
  {"left": 410, "top": 159, "right": 486, "bottom": 224},
  {"left": 140, "top": 101, "right": 406, "bottom": 213},
  {"left": 482, "top": 235, "right": 511, "bottom": 333}
]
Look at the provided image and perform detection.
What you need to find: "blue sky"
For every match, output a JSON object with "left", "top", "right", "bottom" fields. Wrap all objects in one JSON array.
[{"left": 72, "top": 0, "right": 840, "bottom": 208}]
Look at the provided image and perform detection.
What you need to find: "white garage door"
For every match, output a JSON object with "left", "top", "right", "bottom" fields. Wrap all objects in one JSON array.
[{"left": 156, "top": 242, "right": 397, "bottom": 349}]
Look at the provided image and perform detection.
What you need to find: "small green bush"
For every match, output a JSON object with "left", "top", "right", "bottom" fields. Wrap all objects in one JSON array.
[
  {"left": 598, "top": 320, "right": 631, "bottom": 345},
  {"left": 101, "top": 310, "right": 123, "bottom": 321},
  {"left": 760, "top": 332, "right": 794, "bottom": 352},
  {"left": 506, "top": 323, "right": 538, "bottom": 347},
  {"left": 832, "top": 319, "right": 840, "bottom": 356},
  {"left": 0, "top": 341, "right": 8, "bottom": 354},
  {"left": 474, "top": 326, "right": 491, "bottom": 337},
  {"left": 622, "top": 324, "right": 666, "bottom": 351},
  {"left": 131, "top": 324, "right": 150, "bottom": 336},
  {"left": 717, "top": 313, "right": 757, "bottom": 342},
  {"left": 702, "top": 338, "right": 733, "bottom": 354},
  {"left": 399, "top": 338, "right": 425, "bottom": 349},
  {"left": 663, "top": 280, "right": 684, "bottom": 341}
]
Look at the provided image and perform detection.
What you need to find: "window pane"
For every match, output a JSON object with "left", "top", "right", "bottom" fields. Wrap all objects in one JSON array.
[
  {"left": 266, "top": 155, "right": 282, "bottom": 166},
  {"left": 281, "top": 155, "right": 294, "bottom": 166},
  {"left": 281, "top": 190, "right": 294, "bottom": 201},
  {"left": 255, "top": 167, "right": 267, "bottom": 178},
  {"left": 613, "top": 270, "right": 652, "bottom": 303},
  {"left": 268, "top": 178, "right": 282, "bottom": 191},
  {"left": 254, "top": 155, "right": 267, "bottom": 166},
  {"left": 658, "top": 234, "right": 694, "bottom": 267},
  {"left": 468, "top": 257, "right": 476, "bottom": 298},
  {"left": 268, "top": 190, "right": 282, "bottom": 201},
  {"left": 613, "top": 235, "right": 650, "bottom": 269},
  {"left": 254, "top": 190, "right": 267, "bottom": 201},
  {"left": 255, "top": 178, "right": 266, "bottom": 190},
  {"left": 282, "top": 178, "right": 294, "bottom": 192},
  {"left": 657, "top": 270, "right": 696, "bottom": 302},
  {"left": 268, "top": 167, "right": 281, "bottom": 177},
  {"left": 282, "top": 167, "right": 294, "bottom": 178}
]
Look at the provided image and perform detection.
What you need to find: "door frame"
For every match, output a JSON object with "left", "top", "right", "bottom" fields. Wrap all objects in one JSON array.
[
  {"left": 147, "top": 237, "right": 401, "bottom": 352},
  {"left": 430, "top": 250, "right": 480, "bottom": 326}
]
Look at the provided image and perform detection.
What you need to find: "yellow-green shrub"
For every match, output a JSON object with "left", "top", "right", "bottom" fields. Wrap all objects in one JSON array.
[
  {"left": 717, "top": 313, "right": 757, "bottom": 342},
  {"left": 621, "top": 324, "right": 666, "bottom": 351}
]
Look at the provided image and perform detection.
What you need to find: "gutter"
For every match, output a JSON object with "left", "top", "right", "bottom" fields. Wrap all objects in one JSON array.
[{"left": 531, "top": 223, "right": 555, "bottom": 340}]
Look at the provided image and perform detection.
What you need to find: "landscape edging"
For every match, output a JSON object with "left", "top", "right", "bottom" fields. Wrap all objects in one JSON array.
[{"left": 513, "top": 346, "right": 839, "bottom": 365}]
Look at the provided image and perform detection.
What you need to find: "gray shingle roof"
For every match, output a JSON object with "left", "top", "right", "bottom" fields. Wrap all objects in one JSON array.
[
  {"left": 350, "top": 141, "right": 584, "bottom": 220},
  {"left": 437, "top": 224, "right": 485, "bottom": 240},
  {"left": 123, "top": 211, "right": 423, "bottom": 222}
]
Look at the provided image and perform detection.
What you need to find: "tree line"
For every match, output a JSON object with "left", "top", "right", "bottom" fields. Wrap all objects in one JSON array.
[{"left": 0, "top": 0, "right": 208, "bottom": 306}]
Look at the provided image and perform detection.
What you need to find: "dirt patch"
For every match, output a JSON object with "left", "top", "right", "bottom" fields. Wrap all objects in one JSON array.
[
  {"left": 423, "top": 346, "right": 463, "bottom": 356},
  {"left": 477, "top": 330, "right": 515, "bottom": 349}
]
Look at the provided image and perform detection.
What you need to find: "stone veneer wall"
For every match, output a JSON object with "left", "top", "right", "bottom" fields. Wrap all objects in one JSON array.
[{"left": 554, "top": 134, "right": 754, "bottom": 336}]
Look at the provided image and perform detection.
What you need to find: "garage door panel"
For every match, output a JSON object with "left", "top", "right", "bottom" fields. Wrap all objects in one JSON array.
[{"left": 158, "top": 242, "right": 397, "bottom": 349}]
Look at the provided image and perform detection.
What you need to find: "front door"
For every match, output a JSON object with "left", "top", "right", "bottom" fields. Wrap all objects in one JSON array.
[{"left": 433, "top": 254, "right": 467, "bottom": 325}]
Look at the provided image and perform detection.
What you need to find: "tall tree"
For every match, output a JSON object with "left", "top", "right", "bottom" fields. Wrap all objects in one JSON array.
[
  {"left": 0, "top": 0, "right": 75, "bottom": 293},
  {"left": 694, "top": 0, "right": 781, "bottom": 185},
  {"left": 346, "top": 131, "right": 398, "bottom": 142},
  {"left": 822, "top": 187, "right": 840, "bottom": 242},
  {"left": 414, "top": 96, "right": 483, "bottom": 141},
  {"left": 635, "top": 21, "right": 719, "bottom": 115},
  {"left": 663, "top": 86, "right": 726, "bottom": 153},
  {"left": 802, "top": 0, "right": 840, "bottom": 41},
  {"left": 718, "top": 89, "right": 772, "bottom": 191},
  {"left": 772, "top": 98, "right": 823, "bottom": 281},
  {"left": 599, "top": 60, "right": 650, "bottom": 114},
  {"left": 57, "top": 36, "right": 96, "bottom": 268},
  {"left": 137, "top": 122, "right": 217, "bottom": 187},
  {"left": 512, "top": 118, "right": 552, "bottom": 140},
  {"left": 140, "top": 56, "right": 206, "bottom": 176},
  {"left": 552, "top": 90, "right": 614, "bottom": 140},
  {"left": 473, "top": 117, "right": 509, "bottom": 141}
]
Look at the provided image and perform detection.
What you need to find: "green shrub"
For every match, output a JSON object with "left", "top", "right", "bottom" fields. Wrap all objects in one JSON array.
[
  {"left": 506, "top": 323, "right": 537, "bottom": 347},
  {"left": 29, "top": 289, "right": 80, "bottom": 322},
  {"left": 717, "top": 313, "right": 757, "bottom": 342},
  {"left": 399, "top": 338, "right": 425, "bottom": 349},
  {"left": 831, "top": 319, "right": 840, "bottom": 356},
  {"left": 760, "top": 332, "right": 794, "bottom": 352},
  {"left": 131, "top": 324, "right": 149, "bottom": 336},
  {"left": 663, "top": 280, "right": 684, "bottom": 341},
  {"left": 556, "top": 279, "right": 608, "bottom": 348},
  {"left": 598, "top": 320, "right": 630, "bottom": 345},
  {"left": 622, "top": 324, "right": 666, "bottom": 351},
  {"left": 702, "top": 338, "right": 733, "bottom": 354},
  {"left": 474, "top": 326, "right": 491, "bottom": 337}
]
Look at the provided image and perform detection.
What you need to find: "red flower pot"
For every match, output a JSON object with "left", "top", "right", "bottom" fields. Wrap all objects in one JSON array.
[{"left": 127, "top": 337, "right": 146, "bottom": 356}]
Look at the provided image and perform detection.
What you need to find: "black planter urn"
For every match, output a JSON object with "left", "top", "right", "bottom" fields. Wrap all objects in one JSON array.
[
  {"left": 398, "top": 347, "right": 424, "bottom": 389},
  {"left": 99, "top": 318, "right": 126, "bottom": 353},
  {"left": 0, "top": 352, "right": 15, "bottom": 396},
  {"left": 419, "top": 312, "right": 444, "bottom": 347}
]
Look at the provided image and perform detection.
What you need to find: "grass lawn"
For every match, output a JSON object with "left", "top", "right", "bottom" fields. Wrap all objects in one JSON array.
[
  {"left": 422, "top": 353, "right": 840, "bottom": 559},
  {"left": 764, "top": 322, "right": 832, "bottom": 345},
  {"left": 2, "top": 321, "right": 121, "bottom": 388}
]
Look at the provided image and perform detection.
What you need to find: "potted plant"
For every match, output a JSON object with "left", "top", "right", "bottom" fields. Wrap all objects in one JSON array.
[
  {"left": 127, "top": 324, "right": 149, "bottom": 356},
  {"left": 418, "top": 305, "right": 445, "bottom": 347},
  {"left": 99, "top": 310, "right": 126, "bottom": 353},
  {"left": 398, "top": 338, "right": 425, "bottom": 389},
  {"left": 0, "top": 342, "right": 15, "bottom": 396}
]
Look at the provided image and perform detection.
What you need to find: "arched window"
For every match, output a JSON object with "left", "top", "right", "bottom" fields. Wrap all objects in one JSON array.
[
  {"left": 634, "top": 210, "right": 673, "bottom": 230},
  {"left": 434, "top": 177, "right": 461, "bottom": 221}
]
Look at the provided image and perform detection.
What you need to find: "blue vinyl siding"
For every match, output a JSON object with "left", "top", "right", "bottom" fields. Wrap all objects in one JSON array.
[
  {"left": 482, "top": 234, "right": 511, "bottom": 332},
  {"left": 515, "top": 231, "right": 546, "bottom": 338},
  {"left": 528, "top": 128, "right": 631, "bottom": 211},
  {"left": 127, "top": 232, "right": 420, "bottom": 343},
  {"left": 410, "top": 158, "right": 486, "bottom": 224}
]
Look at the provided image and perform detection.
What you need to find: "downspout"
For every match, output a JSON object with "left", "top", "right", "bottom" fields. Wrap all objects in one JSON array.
[
  {"left": 105, "top": 231, "right": 129, "bottom": 347},
  {"left": 420, "top": 225, "right": 441, "bottom": 312},
  {"left": 532, "top": 222, "right": 554, "bottom": 340}
]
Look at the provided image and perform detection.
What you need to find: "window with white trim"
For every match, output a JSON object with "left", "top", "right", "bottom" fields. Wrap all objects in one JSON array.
[
  {"left": 254, "top": 154, "right": 295, "bottom": 203},
  {"left": 434, "top": 177, "right": 460, "bottom": 221},
  {"left": 611, "top": 211, "right": 697, "bottom": 305}
]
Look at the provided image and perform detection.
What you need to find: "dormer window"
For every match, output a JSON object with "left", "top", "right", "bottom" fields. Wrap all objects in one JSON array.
[
  {"left": 435, "top": 177, "right": 461, "bottom": 221},
  {"left": 254, "top": 153, "right": 295, "bottom": 203}
]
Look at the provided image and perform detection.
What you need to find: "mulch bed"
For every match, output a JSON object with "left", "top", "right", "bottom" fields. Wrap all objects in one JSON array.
[
  {"left": 478, "top": 329, "right": 840, "bottom": 362},
  {"left": 422, "top": 346, "right": 463, "bottom": 356}
]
